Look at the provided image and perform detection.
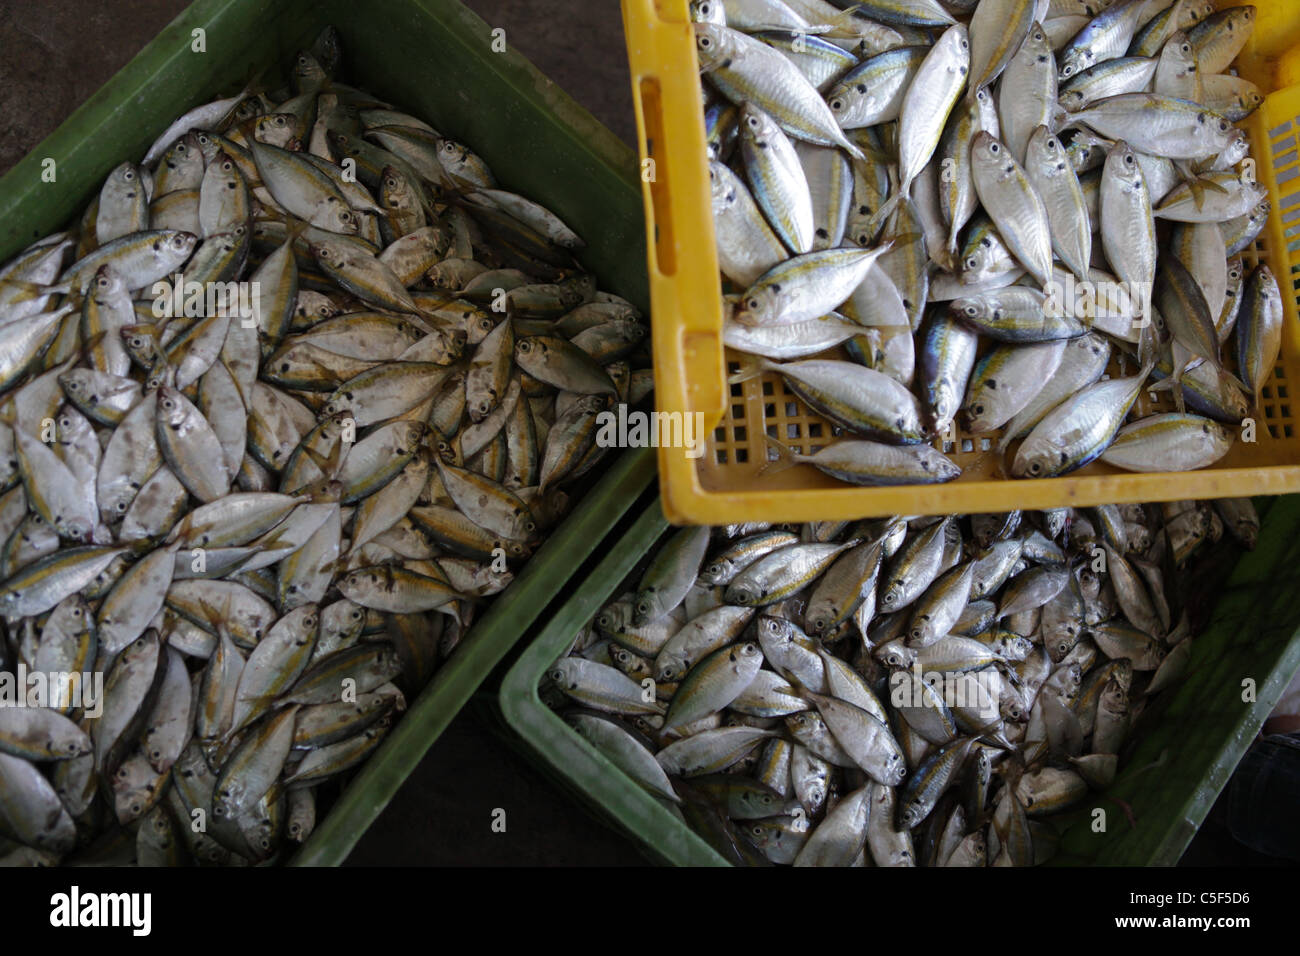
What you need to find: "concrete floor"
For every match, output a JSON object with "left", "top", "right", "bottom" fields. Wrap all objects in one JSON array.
[
  {"left": 0, "top": 0, "right": 643, "bottom": 866},
  {"left": 0, "top": 0, "right": 634, "bottom": 176}
]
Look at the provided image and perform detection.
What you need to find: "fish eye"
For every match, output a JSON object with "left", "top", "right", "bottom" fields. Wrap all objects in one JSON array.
[
  {"left": 829, "top": 98, "right": 844, "bottom": 111},
  {"left": 518, "top": 340, "right": 532, "bottom": 352},
  {"left": 989, "top": 142, "right": 999, "bottom": 153},
  {"left": 964, "top": 305, "right": 978, "bottom": 317},
  {"left": 699, "top": 36, "right": 712, "bottom": 48},
  {"left": 747, "top": 297, "right": 761, "bottom": 310},
  {"left": 966, "top": 258, "right": 978, "bottom": 269},
  {"left": 959, "top": 38, "right": 968, "bottom": 49},
  {"left": 972, "top": 403, "right": 984, "bottom": 415},
  {"left": 1028, "top": 461, "right": 1042, "bottom": 475}
]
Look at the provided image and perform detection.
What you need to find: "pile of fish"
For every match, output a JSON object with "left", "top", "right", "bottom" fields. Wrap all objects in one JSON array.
[
  {"left": 0, "top": 29, "right": 647, "bottom": 865},
  {"left": 696, "top": 0, "right": 1281, "bottom": 486},
  {"left": 544, "top": 499, "right": 1259, "bottom": 865}
]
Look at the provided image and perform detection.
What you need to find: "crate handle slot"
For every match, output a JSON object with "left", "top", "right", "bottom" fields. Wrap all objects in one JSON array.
[{"left": 623, "top": 0, "right": 728, "bottom": 439}]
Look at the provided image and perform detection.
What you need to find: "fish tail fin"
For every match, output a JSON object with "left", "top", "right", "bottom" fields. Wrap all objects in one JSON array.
[
  {"left": 1215, "top": 363, "right": 1251, "bottom": 398},
  {"left": 283, "top": 215, "right": 310, "bottom": 248},
  {"left": 864, "top": 190, "right": 903, "bottom": 242},
  {"left": 821, "top": 6, "right": 865, "bottom": 36},
  {"left": 841, "top": 136, "right": 866, "bottom": 162},
  {"left": 727, "top": 354, "right": 771, "bottom": 385},
  {"left": 760, "top": 434, "right": 802, "bottom": 477}
]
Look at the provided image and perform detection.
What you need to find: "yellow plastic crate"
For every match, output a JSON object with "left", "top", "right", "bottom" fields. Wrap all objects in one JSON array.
[{"left": 624, "top": 0, "right": 1300, "bottom": 523}]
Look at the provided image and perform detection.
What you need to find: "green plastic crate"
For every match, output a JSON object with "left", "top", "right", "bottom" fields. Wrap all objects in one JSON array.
[
  {"left": 0, "top": 0, "right": 656, "bottom": 866},
  {"left": 498, "top": 496, "right": 1300, "bottom": 866}
]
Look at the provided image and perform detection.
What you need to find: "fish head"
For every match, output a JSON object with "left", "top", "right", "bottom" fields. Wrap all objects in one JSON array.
[
  {"left": 106, "top": 161, "right": 140, "bottom": 189},
  {"left": 463, "top": 311, "right": 494, "bottom": 345},
  {"left": 878, "top": 579, "right": 908, "bottom": 612},
  {"left": 755, "top": 615, "right": 793, "bottom": 651},
  {"left": 1009, "top": 432, "right": 1062, "bottom": 479},
  {"left": 824, "top": 81, "right": 858, "bottom": 122},
  {"left": 293, "top": 48, "right": 327, "bottom": 86},
  {"left": 163, "top": 132, "right": 201, "bottom": 169},
  {"left": 939, "top": 22, "right": 969, "bottom": 66},
  {"left": 57, "top": 516, "right": 94, "bottom": 543},
  {"left": 918, "top": 444, "right": 963, "bottom": 481},
  {"left": 1025, "top": 126, "right": 1068, "bottom": 176},
  {"left": 708, "top": 160, "right": 737, "bottom": 211},
  {"left": 322, "top": 197, "right": 360, "bottom": 235},
  {"left": 804, "top": 600, "right": 837, "bottom": 637},
  {"left": 1157, "top": 30, "right": 1196, "bottom": 73},
  {"left": 692, "top": 22, "right": 736, "bottom": 71},
  {"left": 155, "top": 385, "right": 191, "bottom": 428},
  {"left": 738, "top": 102, "right": 779, "bottom": 148},
  {"left": 160, "top": 231, "right": 198, "bottom": 261},
  {"left": 514, "top": 336, "right": 547, "bottom": 364},
  {"left": 698, "top": 557, "right": 733, "bottom": 586},
  {"left": 1195, "top": 108, "right": 1237, "bottom": 153},
  {"left": 688, "top": 0, "right": 724, "bottom": 25},
  {"left": 875, "top": 637, "right": 913, "bottom": 670},
  {"left": 734, "top": 285, "right": 779, "bottom": 326},
  {"left": 254, "top": 113, "right": 296, "bottom": 149},
  {"left": 546, "top": 658, "right": 574, "bottom": 687},
  {"left": 91, "top": 263, "right": 127, "bottom": 302},
  {"left": 1059, "top": 45, "right": 1094, "bottom": 81},
  {"left": 896, "top": 799, "right": 924, "bottom": 830},
  {"left": 952, "top": 295, "right": 994, "bottom": 327},
  {"left": 783, "top": 710, "right": 818, "bottom": 738},
  {"left": 655, "top": 653, "right": 688, "bottom": 683},
  {"left": 1104, "top": 141, "right": 1146, "bottom": 193},
  {"left": 594, "top": 601, "right": 630, "bottom": 634},
  {"left": 113, "top": 782, "right": 153, "bottom": 825}
]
